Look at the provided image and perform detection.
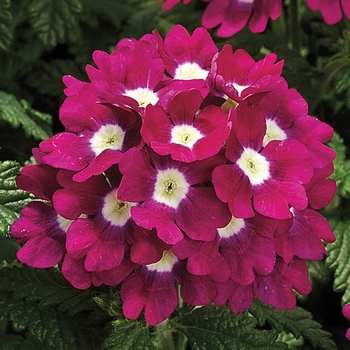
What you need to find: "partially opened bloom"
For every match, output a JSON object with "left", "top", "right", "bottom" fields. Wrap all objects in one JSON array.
[{"left": 306, "top": 0, "right": 350, "bottom": 24}]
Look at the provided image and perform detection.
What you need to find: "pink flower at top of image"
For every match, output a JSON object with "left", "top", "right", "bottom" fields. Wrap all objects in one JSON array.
[
  {"left": 306, "top": 0, "right": 350, "bottom": 24},
  {"left": 202, "top": 0, "right": 283, "bottom": 37},
  {"left": 156, "top": 0, "right": 192, "bottom": 10}
]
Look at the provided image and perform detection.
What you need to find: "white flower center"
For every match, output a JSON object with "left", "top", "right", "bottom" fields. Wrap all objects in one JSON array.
[
  {"left": 174, "top": 62, "right": 209, "bottom": 80},
  {"left": 226, "top": 82, "right": 250, "bottom": 97},
  {"left": 90, "top": 124, "right": 125, "bottom": 156},
  {"left": 236, "top": 148, "right": 270, "bottom": 185},
  {"left": 217, "top": 215, "right": 245, "bottom": 238},
  {"left": 123, "top": 87, "right": 159, "bottom": 107},
  {"left": 170, "top": 124, "right": 203, "bottom": 149},
  {"left": 57, "top": 214, "right": 74, "bottom": 232},
  {"left": 153, "top": 168, "right": 189, "bottom": 209},
  {"left": 263, "top": 119, "right": 287, "bottom": 147},
  {"left": 147, "top": 250, "right": 178, "bottom": 272},
  {"left": 102, "top": 188, "right": 137, "bottom": 226}
]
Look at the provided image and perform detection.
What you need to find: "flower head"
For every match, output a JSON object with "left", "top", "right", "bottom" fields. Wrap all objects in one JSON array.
[{"left": 11, "top": 25, "right": 336, "bottom": 327}]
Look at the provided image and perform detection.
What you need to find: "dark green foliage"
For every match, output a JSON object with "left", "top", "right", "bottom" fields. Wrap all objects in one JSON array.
[
  {"left": 172, "top": 304, "right": 288, "bottom": 350},
  {"left": 0, "top": 265, "right": 111, "bottom": 349},
  {"left": 249, "top": 300, "right": 337, "bottom": 350}
]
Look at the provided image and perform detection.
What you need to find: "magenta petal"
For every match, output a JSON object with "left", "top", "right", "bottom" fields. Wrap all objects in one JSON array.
[
  {"left": 167, "top": 89, "right": 203, "bottom": 125},
  {"left": 73, "top": 149, "right": 123, "bottom": 182},
  {"left": 215, "top": 279, "right": 254, "bottom": 313},
  {"left": 84, "top": 224, "right": 126, "bottom": 272},
  {"left": 212, "top": 164, "right": 254, "bottom": 218},
  {"left": 177, "top": 187, "right": 231, "bottom": 241},
  {"left": 17, "top": 234, "right": 65, "bottom": 268},
  {"left": 142, "top": 104, "right": 173, "bottom": 147},
  {"left": 131, "top": 203, "right": 184, "bottom": 244},
  {"left": 52, "top": 189, "right": 81, "bottom": 220},
  {"left": 128, "top": 225, "right": 168, "bottom": 265},
  {"left": 16, "top": 164, "right": 60, "bottom": 201},
  {"left": 254, "top": 257, "right": 311, "bottom": 309},
  {"left": 40, "top": 133, "right": 92, "bottom": 171},
  {"left": 121, "top": 273, "right": 146, "bottom": 320},
  {"left": 118, "top": 148, "right": 156, "bottom": 202},
  {"left": 253, "top": 180, "right": 307, "bottom": 219},
  {"left": 65, "top": 219, "right": 96, "bottom": 259},
  {"left": 174, "top": 263, "right": 217, "bottom": 305},
  {"left": 288, "top": 209, "right": 335, "bottom": 260},
  {"left": 62, "top": 255, "right": 95, "bottom": 290}
]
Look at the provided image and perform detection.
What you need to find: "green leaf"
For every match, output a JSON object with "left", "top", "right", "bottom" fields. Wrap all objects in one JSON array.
[
  {"left": 0, "top": 334, "right": 44, "bottom": 350},
  {"left": 0, "top": 161, "right": 34, "bottom": 238},
  {"left": 249, "top": 300, "right": 337, "bottom": 350},
  {"left": 328, "top": 132, "right": 350, "bottom": 198},
  {"left": 173, "top": 304, "right": 287, "bottom": 350},
  {"left": 27, "top": 0, "right": 82, "bottom": 47},
  {"left": 0, "top": 91, "right": 52, "bottom": 141},
  {"left": 326, "top": 218, "right": 350, "bottom": 305},
  {"left": 0, "top": 235, "right": 19, "bottom": 263},
  {"left": 0, "top": 265, "right": 109, "bottom": 349},
  {"left": 102, "top": 319, "right": 156, "bottom": 350},
  {"left": 0, "top": 0, "right": 13, "bottom": 51}
]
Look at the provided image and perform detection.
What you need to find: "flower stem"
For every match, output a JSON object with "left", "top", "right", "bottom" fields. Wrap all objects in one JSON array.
[
  {"left": 156, "top": 319, "right": 175, "bottom": 350},
  {"left": 289, "top": 0, "right": 300, "bottom": 52}
]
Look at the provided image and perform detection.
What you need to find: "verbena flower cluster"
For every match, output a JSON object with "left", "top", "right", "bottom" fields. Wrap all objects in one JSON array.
[
  {"left": 11, "top": 25, "right": 336, "bottom": 326},
  {"left": 157, "top": 0, "right": 350, "bottom": 36}
]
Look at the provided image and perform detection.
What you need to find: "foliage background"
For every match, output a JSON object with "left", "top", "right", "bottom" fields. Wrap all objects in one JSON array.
[{"left": 1, "top": 0, "right": 350, "bottom": 349}]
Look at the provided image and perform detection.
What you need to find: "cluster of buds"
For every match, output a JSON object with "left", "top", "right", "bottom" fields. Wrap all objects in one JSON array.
[{"left": 11, "top": 25, "right": 336, "bottom": 326}]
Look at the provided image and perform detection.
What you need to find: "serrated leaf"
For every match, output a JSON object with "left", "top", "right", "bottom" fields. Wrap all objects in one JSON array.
[
  {"left": 173, "top": 304, "right": 287, "bottom": 350},
  {"left": 27, "top": 0, "right": 82, "bottom": 47},
  {"left": 102, "top": 320, "right": 156, "bottom": 350},
  {"left": 0, "top": 265, "right": 109, "bottom": 349},
  {"left": 249, "top": 300, "right": 337, "bottom": 350},
  {"left": 0, "top": 0, "right": 13, "bottom": 51},
  {"left": 326, "top": 218, "right": 350, "bottom": 305},
  {"left": 328, "top": 133, "right": 350, "bottom": 198},
  {"left": 0, "top": 91, "right": 52, "bottom": 141},
  {"left": 0, "top": 161, "right": 34, "bottom": 237}
]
